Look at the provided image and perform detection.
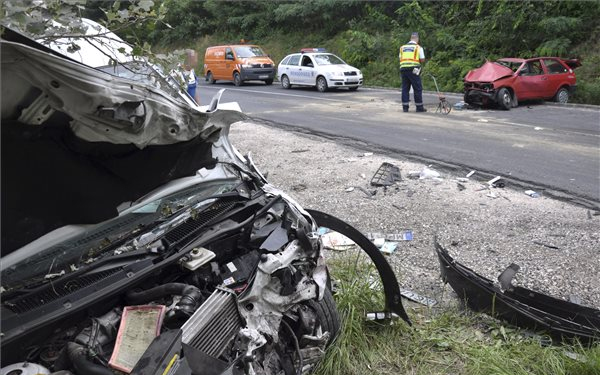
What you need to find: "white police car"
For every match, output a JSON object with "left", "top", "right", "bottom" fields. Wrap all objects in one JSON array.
[{"left": 277, "top": 48, "right": 363, "bottom": 92}]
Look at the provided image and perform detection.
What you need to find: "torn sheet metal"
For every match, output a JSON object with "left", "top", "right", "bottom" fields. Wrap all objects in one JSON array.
[{"left": 436, "top": 241, "right": 600, "bottom": 343}]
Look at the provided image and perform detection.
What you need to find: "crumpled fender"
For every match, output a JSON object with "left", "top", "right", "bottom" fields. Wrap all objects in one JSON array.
[{"left": 306, "top": 209, "right": 411, "bottom": 324}]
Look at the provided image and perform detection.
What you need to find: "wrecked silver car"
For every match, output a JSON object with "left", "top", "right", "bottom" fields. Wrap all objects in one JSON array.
[{"left": 1, "top": 23, "right": 409, "bottom": 375}]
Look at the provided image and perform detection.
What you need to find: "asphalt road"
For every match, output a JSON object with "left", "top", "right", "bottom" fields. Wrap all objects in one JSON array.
[{"left": 197, "top": 81, "right": 600, "bottom": 207}]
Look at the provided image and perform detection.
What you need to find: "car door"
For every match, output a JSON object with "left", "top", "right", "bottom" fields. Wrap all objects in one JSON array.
[
  {"left": 223, "top": 47, "right": 235, "bottom": 80},
  {"left": 298, "top": 55, "right": 316, "bottom": 85},
  {"left": 515, "top": 59, "right": 548, "bottom": 100},
  {"left": 542, "top": 58, "right": 570, "bottom": 98},
  {"left": 282, "top": 54, "right": 301, "bottom": 84}
]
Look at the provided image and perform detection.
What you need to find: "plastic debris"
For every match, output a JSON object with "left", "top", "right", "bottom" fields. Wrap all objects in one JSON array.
[
  {"left": 419, "top": 167, "right": 441, "bottom": 180},
  {"left": 457, "top": 182, "right": 466, "bottom": 191},
  {"left": 466, "top": 170, "right": 476, "bottom": 178},
  {"left": 361, "top": 152, "right": 373, "bottom": 157},
  {"left": 367, "top": 231, "right": 413, "bottom": 241},
  {"left": 370, "top": 162, "right": 402, "bottom": 186},
  {"left": 373, "top": 238, "right": 385, "bottom": 247},
  {"left": 380, "top": 242, "right": 398, "bottom": 254},
  {"left": 453, "top": 101, "right": 467, "bottom": 110},
  {"left": 457, "top": 177, "right": 469, "bottom": 182},
  {"left": 487, "top": 176, "right": 506, "bottom": 188},
  {"left": 525, "top": 190, "right": 540, "bottom": 198},
  {"left": 291, "top": 149, "right": 309, "bottom": 153},
  {"left": 533, "top": 241, "right": 559, "bottom": 250},
  {"left": 345, "top": 187, "right": 355, "bottom": 192},
  {"left": 317, "top": 227, "right": 330, "bottom": 235},
  {"left": 400, "top": 289, "right": 437, "bottom": 306},
  {"left": 321, "top": 231, "right": 356, "bottom": 251},
  {"left": 477, "top": 119, "right": 489, "bottom": 123}
]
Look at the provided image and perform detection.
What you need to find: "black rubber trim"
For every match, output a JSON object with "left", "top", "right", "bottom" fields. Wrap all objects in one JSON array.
[{"left": 306, "top": 209, "right": 410, "bottom": 324}]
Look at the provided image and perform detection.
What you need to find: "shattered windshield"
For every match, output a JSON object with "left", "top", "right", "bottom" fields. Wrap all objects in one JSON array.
[
  {"left": 496, "top": 60, "right": 522, "bottom": 73},
  {"left": 0, "top": 181, "right": 238, "bottom": 291},
  {"left": 314, "top": 54, "right": 346, "bottom": 65},
  {"left": 234, "top": 46, "right": 267, "bottom": 58}
]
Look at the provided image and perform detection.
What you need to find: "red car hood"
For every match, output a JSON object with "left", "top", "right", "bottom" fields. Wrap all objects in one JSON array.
[{"left": 464, "top": 61, "right": 514, "bottom": 82}]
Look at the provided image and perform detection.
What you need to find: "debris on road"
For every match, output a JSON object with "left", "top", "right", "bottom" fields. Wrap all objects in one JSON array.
[
  {"left": 370, "top": 162, "right": 402, "bottom": 186},
  {"left": 466, "top": 170, "right": 476, "bottom": 178},
  {"left": 419, "top": 167, "right": 441, "bottom": 180},
  {"left": 321, "top": 231, "right": 356, "bottom": 251},
  {"left": 380, "top": 241, "right": 398, "bottom": 255},
  {"left": 291, "top": 149, "right": 310, "bottom": 153},
  {"left": 291, "top": 183, "right": 307, "bottom": 191},
  {"left": 488, "top": 176, "right": 506, "bottom": 188},
  {"left": 457, "top": 182, "right": 466, "bottom": 191},
  {"left": 525, "top": 190, "right": 540, "bottom": 198},
  {"left": 400, "top": 289, "right": 438, "bottom": 307},
  {"left": 533, "top": 241, "right": 560, "bottom": 250}
]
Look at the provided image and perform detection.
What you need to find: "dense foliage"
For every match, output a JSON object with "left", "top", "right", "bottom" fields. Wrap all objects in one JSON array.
[{"left": 139, "top": 0, "right": 599, "bottom": 104}]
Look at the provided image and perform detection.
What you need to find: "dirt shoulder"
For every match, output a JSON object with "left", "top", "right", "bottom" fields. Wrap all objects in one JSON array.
[{"left": 230, "top": 120, "right": 600, "bottom": 309}]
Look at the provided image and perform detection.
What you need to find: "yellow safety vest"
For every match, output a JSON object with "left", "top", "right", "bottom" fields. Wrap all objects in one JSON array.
[{"left": 399, "top": 44, "right": 421, "bottom": 68}]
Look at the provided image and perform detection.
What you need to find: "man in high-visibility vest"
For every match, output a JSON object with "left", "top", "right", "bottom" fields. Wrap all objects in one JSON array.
[{"left": 399, "top": 32, "right": 426, "bottom": 112}]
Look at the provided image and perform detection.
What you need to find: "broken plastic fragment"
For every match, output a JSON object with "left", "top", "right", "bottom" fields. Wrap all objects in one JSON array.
[
  {"left": 321, "top": 231, "right": 356, "bottom": 251},
  {"left": 45, "top": 270, "right": 65, "bottom": 279},
  {"left": 524, "top": 190, "right": 540, "bottom": 198},
  {"left": 419, "top": 167, "right": 441, "bottom": 180},
  {"left": 380, "top": 242, "right": 398, "bottom": 255}
]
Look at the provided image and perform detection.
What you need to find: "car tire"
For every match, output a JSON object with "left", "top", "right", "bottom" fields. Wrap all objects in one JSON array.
[
  {"left": 316, "top": 76, "right": 328, "bottom": 92},
  {"left": 206, "top": 72, "right": 215, "bottom": 84},
  {"left": 554, "top": 87, "right": 569, "bottom": 104},
  {"left": 497, "top": 88, "right": 512, "bottom": 110},
  {"left": 233, "top": 72, "right": 242, "bottom": 86},
  {"left": 264, "top": 79, "right": 273, "bottom": 85},
  {"left": 349, "top": 86, "right": 359, "bottom": 91},
  {"left": 306, "top": 288, "right": 340, "bottom": 342},
  {"left": 281, "top": 75, "right": 291, "bottom": 89}
]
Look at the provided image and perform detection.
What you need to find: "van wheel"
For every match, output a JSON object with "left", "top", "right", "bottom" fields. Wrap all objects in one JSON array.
[
  {"left": 233, "top": 72, "right": 242, "bottom": 86},
  {"left": 207, "top": 72, "right": 215, "bottom": 84},
  {"left": 264, "top": 79, "right": 273, "bottom": 85},
  {"left": 281, "top": 75, "right": 291, "bottom": 89},
  {"left": 316, "top": 76, "right": 328, "bottom": 92}
]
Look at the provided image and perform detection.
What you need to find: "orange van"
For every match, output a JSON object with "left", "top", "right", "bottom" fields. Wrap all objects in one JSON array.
[{"left": 204, "top": 45, "right": 275, "bottom": 86}]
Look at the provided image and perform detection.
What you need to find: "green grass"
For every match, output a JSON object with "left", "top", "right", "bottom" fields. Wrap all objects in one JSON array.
[{"left": 314, "top": 256, "right": 600, "bottom": 375}]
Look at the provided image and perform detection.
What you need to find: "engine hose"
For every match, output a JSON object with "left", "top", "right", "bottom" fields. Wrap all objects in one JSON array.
[
  {"left": 126, "top": 283, "right": 203, "bottom": 316},
  {"left": 66, "top": 342, "right": 113, "bottom": 375}
]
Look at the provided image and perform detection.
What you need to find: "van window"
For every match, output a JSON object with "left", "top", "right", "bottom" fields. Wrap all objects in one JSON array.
[
  {"left": 288, "top": 55, "right": 301, "bottom": 66},
  {"left": 234, "top": 46, "right": 267, "bottom": 58},
  {"left": 225, "top": 48, "right": 234, "bottom": 60}
]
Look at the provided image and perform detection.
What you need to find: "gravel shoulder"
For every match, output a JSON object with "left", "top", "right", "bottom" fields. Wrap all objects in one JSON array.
[{"left": 230, "top": 120, "right": 600, "bottom": 310}]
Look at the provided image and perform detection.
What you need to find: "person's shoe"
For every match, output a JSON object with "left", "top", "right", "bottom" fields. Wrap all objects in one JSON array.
[
  {"left": 403, "top": 106, "right": 409, "bottom": 113},
  {"left": 416, "top": 107, "right": 427, "bottom": 112}
]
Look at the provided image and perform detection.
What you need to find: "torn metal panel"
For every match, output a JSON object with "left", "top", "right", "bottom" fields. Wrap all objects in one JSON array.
[{"left": 436, "top": 241, "right": 600, "bottom": 343}]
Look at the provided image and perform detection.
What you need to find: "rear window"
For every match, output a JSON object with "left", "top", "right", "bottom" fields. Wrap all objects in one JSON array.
[
  {"left": 288, "top": 55, "right": 301, "bottom": 66},
  {"left": 543, "top": 59, "right": 568, "bottom": 74}
]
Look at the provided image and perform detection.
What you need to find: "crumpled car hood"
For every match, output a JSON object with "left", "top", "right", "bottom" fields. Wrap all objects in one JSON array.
[{"left": 464, "top": 61, "right": 514, "bottom": 83}]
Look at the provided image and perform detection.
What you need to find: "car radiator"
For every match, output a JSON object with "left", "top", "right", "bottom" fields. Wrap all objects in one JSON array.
[{"left": 181, "top": 287, "right": 242, "bottom": 374}]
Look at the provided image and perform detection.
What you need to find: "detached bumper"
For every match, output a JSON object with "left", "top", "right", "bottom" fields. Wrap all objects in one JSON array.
[{"left": 240, "top": 68, "right": 275, "bottom": 81}]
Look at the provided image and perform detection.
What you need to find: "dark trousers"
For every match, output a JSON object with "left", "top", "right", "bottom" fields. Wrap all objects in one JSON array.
[{"left": 401, "top": 68, "right": 424, "bottom": 111}]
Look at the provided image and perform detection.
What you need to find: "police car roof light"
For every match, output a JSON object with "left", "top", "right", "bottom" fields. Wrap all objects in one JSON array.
[{"left": 300, "top": 48, "right": 327, "bottom": 53}]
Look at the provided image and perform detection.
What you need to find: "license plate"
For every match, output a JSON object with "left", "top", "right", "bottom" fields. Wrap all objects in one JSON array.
[{"left": 259, "top": 75, "right": 269, "bottom": 79}]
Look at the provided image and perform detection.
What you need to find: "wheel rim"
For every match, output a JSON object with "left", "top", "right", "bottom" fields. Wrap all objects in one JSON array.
[
  {"left": 502, "top": 92, "right": 511, "bottom": 107},
  {"left": 317, "top": 78, "right": 326, "bottom": 91},
  {"left": 558, "top": 90, "right": 568, "bottom": 103},
  {"left": 234, "top": 74, "right": 240, "bottom": 85}
]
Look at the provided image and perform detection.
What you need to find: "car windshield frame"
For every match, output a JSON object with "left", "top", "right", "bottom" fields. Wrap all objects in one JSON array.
[
  {"left": 0, "top": 180, "right": 240, "bottom": 291},
  {"left": 234, "top": 46, "right": 267, "bottom": 58},
  {"left": 313, "top": 54, "right": 346, "bottom": 65}
]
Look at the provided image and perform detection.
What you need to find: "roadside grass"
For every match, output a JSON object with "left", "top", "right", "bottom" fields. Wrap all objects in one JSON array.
[{"left": 315, "top": 255, "right": 600, "bottom": 375}]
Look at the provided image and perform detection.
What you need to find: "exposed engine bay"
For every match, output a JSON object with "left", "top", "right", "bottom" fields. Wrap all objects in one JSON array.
[{"left": 1, "top": 191, "right": 338, "bottom": 375}]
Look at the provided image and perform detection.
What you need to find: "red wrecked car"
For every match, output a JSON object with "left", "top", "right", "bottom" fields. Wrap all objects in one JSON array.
[{"left": 464, "top": 57, "right": 580, "bottom": 109}]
